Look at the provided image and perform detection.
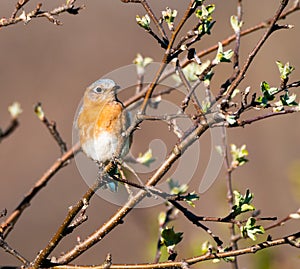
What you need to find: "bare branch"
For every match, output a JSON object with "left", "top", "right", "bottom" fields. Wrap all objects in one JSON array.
[
  {"left": 34, "top": 103, "right": 67, "bottom": 154},
  {"left": 0, "top": 143, "right": 80, "bottom": 239},
  {"left": 11, "top": 0, "right": 31, "bottom": 19},
  {"left": 0, "top": 0, "right": 85, "bottom": 28},
  {"left": 0, "top": 237, "right": 29, "bottom": 266},
  {"left": 232, "top": 107, "right": 299, "bottom": 127}
]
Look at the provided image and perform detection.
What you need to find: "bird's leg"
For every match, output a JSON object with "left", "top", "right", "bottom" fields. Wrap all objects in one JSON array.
[
  {"left": 96, "top": 161, "right": 118, "bottom": 192},
  {"left": 117, "top": 163, "right": 134, "bottom": 198}
]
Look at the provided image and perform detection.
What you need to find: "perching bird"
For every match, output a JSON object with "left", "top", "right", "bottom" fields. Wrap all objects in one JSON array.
[{"left": 77, "top": 79, "right": 132, "bottom": 190}]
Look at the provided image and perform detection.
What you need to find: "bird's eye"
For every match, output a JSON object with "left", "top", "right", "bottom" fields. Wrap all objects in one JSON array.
[{"left": 94, "top": 87, "right": 103, "bottom": 93}]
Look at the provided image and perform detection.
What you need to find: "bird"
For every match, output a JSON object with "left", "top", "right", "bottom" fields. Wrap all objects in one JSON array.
[{"left": 76, "top": 79, "right": 132, "bottom": 190}]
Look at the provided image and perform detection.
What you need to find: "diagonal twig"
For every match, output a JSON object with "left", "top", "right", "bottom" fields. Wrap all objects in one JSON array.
[{"left": 0, "top": 143, "right": 80, "bottom": 239}]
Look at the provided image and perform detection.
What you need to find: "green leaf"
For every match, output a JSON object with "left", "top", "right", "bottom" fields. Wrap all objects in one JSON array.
[
  {"left": 195, "top": 4, "right": 215, "bottom": 20},
  {"left": 280, "top": 92, "right": 298, "bottom": 106},
  {"left": 136, "top": 14, "right": 151, "bottom": 30},
  {"left": 158, "top": 211, "right": 167, "bottom": 226},
  {"left": 214, "top": 42, "right": 233, "bottom": 64},
  {"left": 162, "top": 7, "right": 177, "bottom": 31},
  {"left": 231, "top": 189, "right": 255, "bottom": 216},
  {"left": 133, "top": 53, "right": 153, "bottom": 76},
  {"left": 136, "top": 148, "right": 155, "bottom": 166},
  {"left": 230, "top": 144, "right": 249, "bottom": 168},
  {"left": 183, "top": 192, "right": 199, "bottom": 207},
  {"left": 201, "top": 241, "right": 212, "bottom": 254},
  {"left": 225, "top": 114, "right": 237, "bottom": 125},
  {"left": 161, "top": 227, "right": 183, "bottom": 248},
  {"left": 172, "top": 60, "right": 211, "bottom": 83},
  {"left": 230, "top": 15, "right": 243, "bottom": 33},
  {"left": 167, "top": 178, "right": 188, "bottom": 195},
  {"left": 198, "top": 20, "right": 215, "bottom": 35},
  {"left": 241, "top": 217, "right": 265, "bottom": 241},
  {"left": 195, "top": 4, "right": 216, "bottom": 36},
  {"left": 276, "top": 61, "right": 295, "bottom": 80},
  {"left": 34, "top": 103, "right": 44, "bottom": 121}
]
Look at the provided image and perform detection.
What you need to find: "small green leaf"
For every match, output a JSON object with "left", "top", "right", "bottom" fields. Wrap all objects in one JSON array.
[
  {"left": 231, "top": 189, "right": 255, "bottom": 217},
  {"left": 183, "top": 192, "right": 199, "bottom": 207},
  {"left": 230, "top": 15, "right": 243, "bottom": 33},
  {"left": 214, "top": 42, "right": 233, "bottom": 64},
  {"left": 161, "top": 227, "right": 183, "bottom": 248},
  {"left": 280, "top": 92, "right": 298, "bottom": 106},
  {"left": 276, "top": 61, "right": 295, "bottom": 80},
  {"left": 158, "top": 211, "right": 167, "bottom": 226},
  {"left": 201, "top": 241, "right": 212, "bottom": 254},
  {"left": 225, "top": 114, "right": 237, "bottom": 125},
  {"left": 230, "top": 144, "right": 249, "bottom": 168},
  {"left": 162, "top": 7, "right": 177, "bottom": 31},
  {"left": 133, "top": 53, "right": 153, "bottom": 76},
  {"left": 241, "top": 217, "right": 265, "bottom": 241},
  {"left": 167, "top": 178, "right": 188, "bottom": 195},
  {"left": 258, "top": 81, "right": 279, "bottom": 106},
  {"left": 172, "top": 60, "right": 211, "bottom": 83},
  {"left": 34, "top": 103, "right": 44, "bottom": 121},
  {"left": 195, "top": 4, "right": 215, "bottom": 21},
  {"left": 201, "top": 99, "right": 211, "bottom": 113},
  {"left": 240, "top": 204, "right": 255, "bottom": 212},
  {"left": 136, "top": 14, "right": 151, "bottom": 30},
  {"left": 136, "top": 148, "right": 155, "bottom": 166},
  {"left": 8, "top": 102, "right": 22, "bottom": 119}
]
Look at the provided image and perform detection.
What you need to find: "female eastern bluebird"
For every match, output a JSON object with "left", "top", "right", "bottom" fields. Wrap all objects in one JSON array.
[{"left": 77, "top": 79, "right": 131, "bottom": 167}]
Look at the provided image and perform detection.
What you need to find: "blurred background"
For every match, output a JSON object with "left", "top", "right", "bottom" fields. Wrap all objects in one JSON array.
[{"left": 0, "top": 0, "right": 299, "bottom": 268}]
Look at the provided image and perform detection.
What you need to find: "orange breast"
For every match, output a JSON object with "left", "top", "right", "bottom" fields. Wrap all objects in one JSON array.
[{"left": 77, "top": 100, "right": 124, "bottom": 145}]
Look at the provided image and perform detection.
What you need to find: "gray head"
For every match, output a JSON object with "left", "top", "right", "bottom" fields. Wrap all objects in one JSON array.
[{"left": 84, "top": 78, "right": 120, "bottom": 102}]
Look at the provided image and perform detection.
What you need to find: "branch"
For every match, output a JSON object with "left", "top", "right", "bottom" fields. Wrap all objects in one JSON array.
[
  {"left": 0, "top": 102, "right": 22, "bottom": 143},
  {"left": 0, "top": 143, "right": 80, "bottom": 239},
  {"left": 0, "top": 236, "right": 29, "bottom": 266},
  {"left": 0, "top": 119, "right": 19, "bottom": 143},
  {"left": 0, "top": 0, "right": 85, "bottom": 28},
  {"left": 34, "top": 103, "right": 67, "bottom": 154},
  {"left": 48, "top": 232, "right": 300, "bottom": 269},
  {"left": 50, "top": 123, "right": 209, "bottom": 265},
  {"left": 32, "top": 178, "right": 104, "bottom": 268},
  {"left": 139, "top": 0, "right": 168, "bottom": 43},
  {"left": 11, "top": 0, "right": 31, "bottom": 19},
  {"left": 139, "top": 0, "right": 196, "bottom": 114},
  {"left": 222, "top": 0, "right": 290, "bottom": 101},
  {"left": 232, "top": 107, "right": 299, "bottom": 127},
  {"left": 122, "top": 1, "right": 299, "bottom": 109}
]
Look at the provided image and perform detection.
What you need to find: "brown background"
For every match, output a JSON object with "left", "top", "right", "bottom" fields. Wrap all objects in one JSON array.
[{"left": 0, "top": 1, "right": 299, "bottom": 268}]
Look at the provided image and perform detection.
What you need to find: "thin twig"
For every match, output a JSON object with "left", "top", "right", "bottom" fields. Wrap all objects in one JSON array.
[
  {"left": 233, "top": 107, "right": 299, "bottom": 127},
  {"left": 140, "top": 0, "right": 196, "bottom": 114},
  {"left": 34, "top": 103, "right": 67, "bottom": 154},
  {"left": 175, "top": 59, "right": 202, "bottom": 113},
  {"left": 50, "top": 232, "right": 300, "bottom": 269},
  {"left": 222, "top": 0, "right": 290, "bottom": 101},
  {"left": 0, "top": 237, "right": 29, "bottom": 266},
  {"left": 51, "top": 123, "right": 209, "bottom": 265},
  {"left": 11, "top": 0, "right": 31, "bottom": 19},
  {"left": 139, "top": 0, "right": 168, "bottom": 44},
  {"left": 0, "top": 119, "right": 19, "bottom": 143},
  {"left": 123, "top": 2, "right": 299, "bottom": 109},
  {"left": 0, "top": 0, "right": 84, "bottom": 28},
  {"left": 32, "top": 178, "right": 104, "bottom": 268},
  {"left": 0, "top": 143, "right": 80, "bottom": 239}
]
